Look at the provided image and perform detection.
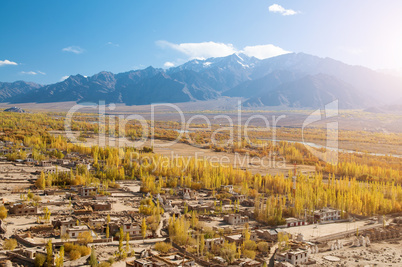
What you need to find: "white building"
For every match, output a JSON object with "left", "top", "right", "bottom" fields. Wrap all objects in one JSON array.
[
  {"left": 221, "top": 185, "right": 234, "bottom": 194},
  {"left": 204, "top": 237, "right": 224, "bottom": 250},
  {"left": 313, "top": 208, "right": 341, "bottom": 222},
  {"left": 59, "top": 218, "right": 75, "bottom": 235},
  {"left": 223, "top": 214, "right": 249, "bottom": 225},
  {"left": 285, "top": 217, "right": 307, "bottom": 227},
  {"left": 66, "top": 225, "right": 91, "bottom": 239},
  {"left": 275, "top": 249, "right": 309, "bottom": 265},
  {"left": 89, "top": 218, "right": 105, "bottom": 228},
  {"left": 163, "top": 200, "right": 173, "bottom": 212},
  {"left": 78, "top": 186, "right": 97, "bottom": 197},
  {"left": 123, "top": 223, "right": 142, "bottom": 236}
]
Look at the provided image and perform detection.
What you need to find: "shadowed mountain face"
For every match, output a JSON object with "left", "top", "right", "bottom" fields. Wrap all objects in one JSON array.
[
  {"left": 2, "top": 53, "right": 402, "bottom": 108},
  {"left": 223, "top": 70, "right": 302, "bottom": 98},
  {"left": 244, "top": 74, "right": 374, "bottom": 108},
  {"left": 0, "top": 81, "right": 41, "bottom": 102}
]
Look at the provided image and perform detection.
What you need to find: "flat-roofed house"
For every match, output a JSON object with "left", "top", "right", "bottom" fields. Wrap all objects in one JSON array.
[
  {"left": 8, "top": 203, "right": 38, "bottom": 216},
  {"left": 123, "top": 222, "right": 142, "bottom": 237},
  {"left": 40, "top": 161, "right": 52, "bottom": 167},
  {"left": 313, "top": 208, "right": 341, "bottom": 222},
  {"left": 204, "top": 237, "right": 224, "bottom": 250},
  {"left": 66, "top": 225, "right": 91, "bottom": 239},
  {"left": 59, "top": 218, "right": 76, "bottom": 235},
  {"left": 88, "top": 218, "right": 106, "bottom": 229},
  {"left": 130, "top": 258, "right": 153, "bottom": 267},
  {"left": 223, "top": 214, "right": 249, "bottom": 225},
  {"left": 275, "top": 249, "right": 309, "bottom": 266},
  {"left": 92, "top": 202, "right": 112, "bottom": 211},
  {"left": 79, "top": 186, "right": 97, "bottom": 197},
  {"left": 285, "top": 217, "right": 307, "bottom": 227}
]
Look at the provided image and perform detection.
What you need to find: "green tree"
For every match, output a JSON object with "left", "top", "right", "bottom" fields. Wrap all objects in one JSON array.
[
  {"left": 191, "top": 211, "right": 198, "bottom": 228},
  {"left": 278, "top": 232, "right": 289, "bottom": 251},
  {"left": 69, "top": 250, "right": 81, "bottom": 260},
  {"left": 244, "top": 240, "right": 257, "bottom": 251},
  {"left": 125, "top": 233, "right": 130, "bottom": 252},
  {"left": 35, "top": 172, "right": 46, "bottom": 189},
  {"left": 27, "top": 189, "right": 34, "bottom": 200},
  {"left": 55, "top": 246, "right": 64, "bottom": 267},
  {"left": 118, "top": 226, "right": 126, "bottom": 259},
  {"left": 78, "top": 231, "right": 93, "bottom": 246},
  {"left": 43, "top": 207, "right": 51, "bottom": 223},
  {"left": 243, "top": 249, "right": 256, "bottom": 259},
  {"left": 154, "top": 242, "right": 172, "bottom": 253},
  {"left": 257, "top": 241, "right": 269, "bottom": 253},
  {"left": 243, "top": 223, "right": 250, "bottom": 243},
  {"left": 88, "top": 247, "right": 98, "bottom": 267},
  {"left": 34, "top": 254, "right": 46, "bottom": 267},
  {"left": 3, "top": 238, "right": 17, "bottom": 250},
  {"left": 106, "top": 224, "right": 110, "bottom": 239},
  {"left": 46, "top": 239, "right": 53, "bottom": 266},
  {"left": 220, "top": 241, "right": 236, "bottom": 264},
  {"left": 0, "top": 205, "right": 7, "bottom": 220},
  {"left": 141, "top": 218, "right": 147, "bottom": 243},
  {"left": 200, "top": 234, "right": 205, "bottom": 256}
]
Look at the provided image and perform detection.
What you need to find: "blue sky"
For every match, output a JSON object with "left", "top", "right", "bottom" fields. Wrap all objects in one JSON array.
[{"left": 1, "top": 0, "right": 402, "bottom": 84}]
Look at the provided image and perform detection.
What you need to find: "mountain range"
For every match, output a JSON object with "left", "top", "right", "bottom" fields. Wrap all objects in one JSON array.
[{"left": 1, "top": 53, "right": 402, "bottom": 109}]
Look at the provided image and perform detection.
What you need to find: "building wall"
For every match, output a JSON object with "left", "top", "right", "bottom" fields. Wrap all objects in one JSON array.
[
  {"left": 60, "top": 222, "right": 75, "bottom": 235},
  {"left": 79, "top": 187, "right": 97, "bottom": 196},
  {"left": 123, "top": 224, "right": 141, "bottom": 236},
  {"left": 92, "top": 203, "right": 111, "bottom": 211},
  {"left": 9, "top": 205, "right": 37, "bottom": 215},
  {"left": 67, "top": 229, "right": 89, "bottom": 238}
]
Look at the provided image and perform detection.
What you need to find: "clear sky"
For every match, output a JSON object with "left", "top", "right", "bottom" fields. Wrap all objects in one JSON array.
[{"left": 1, "top": 0, "right": 402, "bottom": 84}]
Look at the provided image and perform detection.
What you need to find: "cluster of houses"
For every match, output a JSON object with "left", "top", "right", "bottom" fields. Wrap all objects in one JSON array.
[
  {"left": 1, "top": 176, "right": 346, "bottom": 267},
  {"left": 0, "top": 141, "right": 91, "bottom": 171},
  {"left": 128, "top": 252, "right": 196, "bottom": 267},
  {"left": 143, "top": 187, "right": 343, "bottom": 266},
  {"left": 0, "top": 141, "right": 353, "bottom": 267}
]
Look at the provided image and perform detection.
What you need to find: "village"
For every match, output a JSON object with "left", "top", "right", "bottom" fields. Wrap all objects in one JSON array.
[
  {"left": 2, "top": 0, "right": 402, "bottom": 265},
  {"left": 0, "top": 138, "right": 401, "bottom": 267}
]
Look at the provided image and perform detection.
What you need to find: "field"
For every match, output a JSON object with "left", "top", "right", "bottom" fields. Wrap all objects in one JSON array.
[
  {"left": 1, "top": 99, "right": 402, "bottom": 131},
  {"left": 2, "top": 100, "right": 402, "bottom": 157},
  {"left": 49, "top": 130, "right": 316, "bottom": 177}
]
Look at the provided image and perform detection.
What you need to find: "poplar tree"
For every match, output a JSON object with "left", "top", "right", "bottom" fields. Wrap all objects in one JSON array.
[{"left": 141, "top": 218, "right": 147, "bottom": 243}]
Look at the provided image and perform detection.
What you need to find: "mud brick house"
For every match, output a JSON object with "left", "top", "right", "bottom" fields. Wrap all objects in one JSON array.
[
  {"left": 8, "top": 203, "right": 38, "bottom": 216},
  {"left": 78, "top": 186, "right": 97, "bottom": 197},
  {"left": 40, "top": 161, "right": 52, "bottom": 167},
  {"left": 223, "top": 214, "right": 249, "bottom": 225},
  {"left": 66, "top": 225, "right": 91, "bottom": 238},
  {"left": 92, "top": 202, "right": 112, "bottom": 211},
  {"left": 285, "top": 217, "right": 307, "bottom": 227},
  {"left": 312, "top": 208, "right": 341, "bottom": 222},
  {"left": 275, "top": 248, "right": 309, "bottom": 266}
]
